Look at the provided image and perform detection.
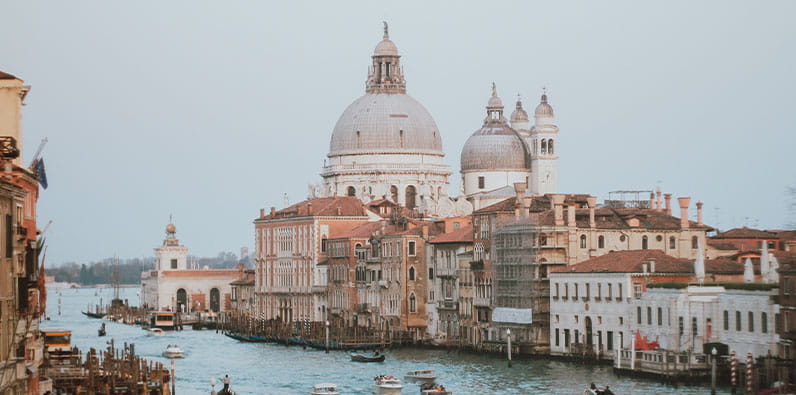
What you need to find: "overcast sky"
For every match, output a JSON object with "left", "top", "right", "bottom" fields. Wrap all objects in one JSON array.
[{"left": 2, "top": 1, "right": 795, "bottom": 264}]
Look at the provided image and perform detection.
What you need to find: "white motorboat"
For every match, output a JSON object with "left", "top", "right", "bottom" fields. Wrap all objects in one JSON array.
[
  {"left": 374, "top": 375, "right": 402, "bottom": 395},
  {"left": 162, "top": 344, "right": 183, "bottom": 358},
  {"left": 405, "top": 369, "right": 436, "bottom": 384},
  {"left": 309, "top": 383, "right": 340, "bottom": 395},
  {"left": 146, "top": 328, "right": 165, "bottom": 337}
]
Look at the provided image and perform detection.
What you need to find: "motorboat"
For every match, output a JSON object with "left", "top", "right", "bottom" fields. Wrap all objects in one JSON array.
[
  {"left": 405, "top": 369, "right": 436, "bottom": 384},
  {"left": 350, "top": 352, "right": 385, "bottom": 362},
  {"left": 147, "top": 328, "right": 165, "bottom": 337},
  {"left": 162, "top": 344, "right": 183, "bottom": 358},
  {"left": 373, "top": 375, "right": 402, "bottom": 395},
  {"left": 309, "top": 383, "right": 340, "bottom": 395},
  {"left": 421, "top": 383, "right": 453, "bottom": 394}
]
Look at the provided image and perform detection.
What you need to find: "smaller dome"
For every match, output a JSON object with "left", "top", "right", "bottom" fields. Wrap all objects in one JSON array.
[
  {"left": 166, "top": 224, "right": 176, "bottom": 234},
  {"left": 374, "top": 38, "right": 398, "bottom": 56},
  {"left": 511, "top": 97, "right": 529, "bottom": 123},
  {"left": 487, "top": 83, "right": 503, "bottom": 108},
  {"left": 535, "top": 94, "right": 554, "bottom": 117}
]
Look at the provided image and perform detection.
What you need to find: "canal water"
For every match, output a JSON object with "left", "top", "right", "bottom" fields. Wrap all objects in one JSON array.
[{"left": 43, "top": 286, "right": 726, "bottom": 394}]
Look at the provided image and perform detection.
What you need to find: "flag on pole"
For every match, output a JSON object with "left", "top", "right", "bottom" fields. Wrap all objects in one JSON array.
[{"left": 34, "top": 158, "right": 48, "bottom": 189}]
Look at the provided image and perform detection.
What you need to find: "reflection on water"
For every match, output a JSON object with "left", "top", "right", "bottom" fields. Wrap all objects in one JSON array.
[{"left": 43, "top": 286, "right": 726, "bottom": 394}]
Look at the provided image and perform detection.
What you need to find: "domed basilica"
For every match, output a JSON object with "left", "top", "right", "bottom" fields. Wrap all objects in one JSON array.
[{"left": 316, "top": 23, "right": 559, "bottom": 216}]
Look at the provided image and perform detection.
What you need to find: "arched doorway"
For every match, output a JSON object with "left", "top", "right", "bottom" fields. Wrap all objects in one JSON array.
[
  {"left": 405, "top": 185, "right": 417, "bottom": 209},
  {"left": 176, "top": 288, "right": 187, "bottom": 312},
  {"left": 585, "top": 316, "right": 593, "bottom": 346},
  {"left": 209, "top": 288, "right": 220, "bottom": 312}
]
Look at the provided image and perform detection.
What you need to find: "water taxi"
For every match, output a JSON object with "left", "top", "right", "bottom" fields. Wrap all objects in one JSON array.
[
  {"left": 373, "top": 375, "right": 402, "bottom": 394},
  {"left": 41, "top": 329, "right": 72, "bottom": 355},
  {"left": 309, "top": 383, "right": 340, "bottom": 395},
  {"left": 146, "top": 328, "right": 166, "bottom": 337},
  {"left": 149, "top": 311, "right": 177, "bottom": 330},
  {"left": 162, "top": 344, "right": 184, "bottom": 358},
  {"left": 405, "top": 369, "right": 436, "bottom": 384}
]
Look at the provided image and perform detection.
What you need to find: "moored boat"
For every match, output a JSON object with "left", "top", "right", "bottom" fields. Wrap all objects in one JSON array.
[
  {"left": 351, "top": 352, "right": 385, "bottom": 362},
  {"left": 373, "top": 375, "right": 402, "bottom": 395},
  {"left": 309, "top": 383, "right": 340, "bottom": 395},
  {"left": 162, "top": 344, "right": 184, "bottom": 358},
  {"left": 405, "top": 369, "right": 436, "bottom": 384},
  {"left": 421, "top": 383, "right": 452, "bottom": 394},
  {"left": 98, "top": 323, "right": 106, "bottom": 337}
]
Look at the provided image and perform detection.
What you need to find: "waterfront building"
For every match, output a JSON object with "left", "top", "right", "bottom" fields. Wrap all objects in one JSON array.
[
  {"left": 316, "top": 23, "right": 474, "bottom": 218},
  {"left": 426, "top": 222, "right": 474, "bottom": 344},
  {"left": 253, "top": 197, "right": 374, "bottom": 322},
  {"left": 777, "top": 251, "right": 796, "bottom": 387},
  {"left": 140, "top": 223, "right": 242, "bottom": 312},
  {"left": 229, "top": 269, "right": 255, "bottom": 313},
  {"left": 0, "top": 70, "right": 46, "bottom": 394},
  {"left": 633, "top": 284, "right": 779, "bottom": 358},
  {"left": 549, "top": 250, "right": 744, "bottom": 359}
]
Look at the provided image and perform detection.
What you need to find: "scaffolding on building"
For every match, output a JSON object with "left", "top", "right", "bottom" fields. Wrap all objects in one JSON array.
[{"left": 605, "top": 190, "right": 654, "bottom": 209}]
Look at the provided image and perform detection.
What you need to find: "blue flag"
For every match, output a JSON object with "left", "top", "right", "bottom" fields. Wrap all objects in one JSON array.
[{"left": 35, "top": 159, "right": 47, "bottom": 189}]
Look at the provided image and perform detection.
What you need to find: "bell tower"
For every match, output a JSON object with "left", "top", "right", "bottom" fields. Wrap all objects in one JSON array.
[{"left": 529, "top": 90, "right": 559, "bottom": 195}]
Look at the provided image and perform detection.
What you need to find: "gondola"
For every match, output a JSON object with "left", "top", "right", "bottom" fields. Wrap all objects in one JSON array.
[
  {"left": 351, "top": 352, "right": 385, "bottom": 362},
  {"left": 82, "top": 311, "right": 104, "bottom": 319},
  {"left": 224, "top": 332, "right": 259, "bottom": 342}
]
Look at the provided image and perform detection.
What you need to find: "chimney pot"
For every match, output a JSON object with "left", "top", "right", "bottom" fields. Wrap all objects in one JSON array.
[
  {"left": 664, "top": 194, "right": 672, "bottom": 215},
  {"left": 678, "top": 197, "right": 691, "bottom": 229},
  {"left": 696, "top": 201, "right": 703, "bottom": 225},
  {"left": 649, "top": 192, "right": 655, "bottom": 209},
  {"left": 260, "top": 208, "right": 265, "bottom": 218},
  {"left": 586, "top": 197, "right": 597, "bottom": 228},
  {"left": 656, "top": 189, "right": 663, "bottom": 211},
  {"left": 270, "top": 207, "right": 276, "bottom": 216},
  {"left": 552, "top": 194, "right": 565, "bottom": 226}
]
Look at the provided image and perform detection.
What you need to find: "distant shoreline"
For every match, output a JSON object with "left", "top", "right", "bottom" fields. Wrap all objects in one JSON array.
[{"left": 46, "top": 283, "right": 141, "bottom": 288}]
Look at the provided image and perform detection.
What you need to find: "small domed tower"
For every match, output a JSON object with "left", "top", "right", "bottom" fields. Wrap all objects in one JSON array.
[
  {"left": 510, "top": 94, "right": 530, "bottom": 138},
  {"left": 529, "top": 90, "right": 559, "bottom": 195},
  {"left": 155, "top": 219, "right": 188, "bottom": 271}
]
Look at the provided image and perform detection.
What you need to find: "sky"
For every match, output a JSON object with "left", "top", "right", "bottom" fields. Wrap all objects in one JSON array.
[{"left": 2, "top": 1, "right": 795, "bottom": 265}]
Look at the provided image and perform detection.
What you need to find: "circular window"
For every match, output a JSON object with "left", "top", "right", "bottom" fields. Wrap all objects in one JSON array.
[
  {"left": 619, "top": 235, "right": 626, "bottom": 242},
  {"left": 656, "top": 235, "right": 663, "bottom": 242}
]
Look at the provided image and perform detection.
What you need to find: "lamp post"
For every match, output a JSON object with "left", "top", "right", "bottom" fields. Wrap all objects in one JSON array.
[
  {"left": 711, "top": 347, "right": 717, "bottom": 395},
  {"left": 325, "top": 320, "right": 330, "bottom": 353},
  {"left": 506, "top": 329, "right": 512, "bottom": 368}
]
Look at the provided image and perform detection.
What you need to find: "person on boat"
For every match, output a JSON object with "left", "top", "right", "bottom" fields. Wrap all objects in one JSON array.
[
  {"left": 602, "top": 386, "right": 614, "bottom": 395},
  {"left": 222, "top": 375, "right": 230, "bottom": 392}
]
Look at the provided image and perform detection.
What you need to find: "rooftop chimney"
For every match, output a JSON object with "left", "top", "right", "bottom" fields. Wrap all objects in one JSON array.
[
  {"left": 586, "top": 196, "right": 597, "bottom": 228},
  {"left": 649, "top": 192, "right": 655, "bottom": 209},
  {"left": 664, "top": 194, "right": 672, "bottom": 215},
  {"left": 696, "top": 201, "right": 703, "bottom": 225},
  {"left": 552, "top": 194, "right": 565, "bottom": 226},
  {"left": 308, "top": 203, "right": 313, "bottom": 215},
  {"left": 678, "top": 197, "right": 691, "bottom": 229},
  {"left": 656, "top": 189, "right": 663, "bottom": 211},
  {"left": 270, "top": 207, "right": 276, "bottom": 217},
  {"left": 260, "top": 208, "right": 265, "bottom": 218}
]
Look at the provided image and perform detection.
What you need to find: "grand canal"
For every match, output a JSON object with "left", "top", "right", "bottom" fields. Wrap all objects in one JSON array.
[{"left": 43, "top": 286, "right": 726, "bottom": 394}]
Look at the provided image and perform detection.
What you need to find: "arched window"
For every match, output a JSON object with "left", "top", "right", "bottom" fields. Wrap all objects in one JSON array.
[
  {"left": 390, "top": 185, "right": 398, "bottom": 202},
  {"left": 642, "top": 236, "right": 648, "bottom": 250},
  {"left": 580, "top": 235, "right": 587, "bottom": 248},
  {"left": 409, "top": 266, "right": 416, "bottom": 281},
  {"left": 669, "top": 236, "right": 676, "bottom": 250},
  {"left": 409, "top": 293, "right": 417, "bottom": 313},
  {"left": 598, "top": 236, "right": 605, "bottom": 249},
  {"left": 405, "top": 185, "right": 417, "bottom": 209},
  {"left": 692, "top": 236, "right": 699, "bottom": 249},
  {"left": 548, "top": 139, "right": 554, "bottom": 154},
  {"left": 347, "top": 186, "right": 356, "bottom": 197},
  {"left": 356, "top": 130, "right": 361, "bottom": 149},
  {"left": 210, "top": 288, "right": 220, "bottom": 312},
  {"left": 541, "top": 139, "right": 547, "bottom": 154}
]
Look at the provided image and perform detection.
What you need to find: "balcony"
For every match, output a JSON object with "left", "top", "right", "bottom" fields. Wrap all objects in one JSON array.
[
  {"left": 378, "top": 280, "right": 389, "bottom": 288},
  {"left": 436, "top": 267, "right": 458, "bottom": 278},
  {"left": 474, "top": 297, "right": 490, "bottom": 307},
  {"left": 582, "top": 297, "right": 590, "bottom": 302},
  {"left": 438, "top": 300, "right": 457, "bottom": 310},
  {"left": 358, "top": 303, "right": 371, "bottom": 314}
]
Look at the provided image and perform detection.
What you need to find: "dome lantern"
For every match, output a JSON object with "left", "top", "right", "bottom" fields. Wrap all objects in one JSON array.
[{"left": 367, "top": 21, "right": 405, "bottom": 94}]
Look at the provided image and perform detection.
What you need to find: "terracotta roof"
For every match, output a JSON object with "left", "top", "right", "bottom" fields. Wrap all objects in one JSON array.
[
  {"left": 0, "top": 71, "right": 19, "bottom": 80},
  {"left": 429, "top": 225, "right": 474, "bottom": 244},
  {"left": 773, "top": 251, "right": 796, "bottom": 267},
  {"left": 333, "top": 221, "right": 384, "bottom": 239},
  {"left": 773, "top": 230, "right": 796, "bottom": 242},
  {"left": 258, "top": 197, "right": 366, "bottom": 220},
  {"left": 713, "top": 227, "right": 777, "bottom": 240},
  {"left": 707, "top": 240, "right": 738, "bottom": 251},
  {"left": 161, "top": 269, "right": 241, "bottom": 278},
  {"left": 230, "top": 270, "right": 255, "bottom": 285},
  {"left": 551, "top": 250, "right": 743, "bottom": 274},
  {"left": 473, "top": 195, "right": 553, "bottom": 214}
]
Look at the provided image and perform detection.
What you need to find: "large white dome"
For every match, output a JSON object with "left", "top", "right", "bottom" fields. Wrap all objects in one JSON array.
[{"left": 328, "top": 93, "right": 444, "bottom": 157}]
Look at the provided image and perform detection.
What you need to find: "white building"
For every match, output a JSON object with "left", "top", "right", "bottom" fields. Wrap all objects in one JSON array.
[
  {"left": 461, "top": 86, "right": 559, "bottom": 208},
  {"left": 317, "top": 23, "right": 471, "bottom": 218},
  {"left": 140, "top": 223, "right": 244, "bottom": 312},
  {"left": 634, "top": 285, "right": 780, "bottom": 358}
]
